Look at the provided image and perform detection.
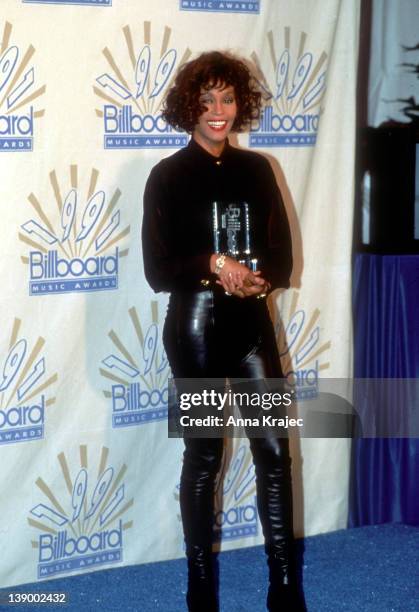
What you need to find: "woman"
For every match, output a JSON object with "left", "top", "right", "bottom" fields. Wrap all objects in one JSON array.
[{"left": 142, "top": 51, "right": 304, "bottom": 612}]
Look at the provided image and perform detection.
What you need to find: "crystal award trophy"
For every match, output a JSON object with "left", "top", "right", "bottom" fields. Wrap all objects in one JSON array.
[{"left": 212, "top": 201, "right": 258, "bottom": 271}]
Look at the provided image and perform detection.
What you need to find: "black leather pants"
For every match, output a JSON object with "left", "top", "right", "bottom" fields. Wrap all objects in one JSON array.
[{"left": 163, "top": 290, "right": 301, "bottom": 612}]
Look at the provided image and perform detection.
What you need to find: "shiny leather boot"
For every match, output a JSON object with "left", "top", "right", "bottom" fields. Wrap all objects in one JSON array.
[
  {"left": 249, "top": 437, "right": 306, "bottom": 612},
  {"left": 180, "top": 438, "right": 223, "bottom": 612},
  {"left": 266, "top": 552, "right": 306, "bottom": 612},
  {"left": 185, "top": 546, "right": 218, "bottom": 612}
]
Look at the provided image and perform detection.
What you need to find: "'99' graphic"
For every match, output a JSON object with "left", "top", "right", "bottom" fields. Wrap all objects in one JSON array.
[
  {"left": 23, "top": 190, "right": 118, "bottom": 249},
  {"left": 0, "top": 21, "right": 46, "bottom": 151},
  {"left": 100, "top": 305, "right": 170, "bottom": 428},
  {"left": 250, "top": 29, "right": 328, "bottom": 147},
  {"left": 277, "top": 291, "right": 331, "bottom": 398},
  {"left": 95, "top": 22, "right": 191, "bottom": 148},
  {"left": 98, "top": 44, "right": 177, "bottom": 103},
  {"left": 28, "top": 446, "right": 133, "bottom": 579},
  {"left": 0, "top": 318, "right": 56, "bottom": 445},
  {"left": 31, "top": 466, "right": 123, "bottom": 529},
  {"left": 271, "top": 49, "right": 326, "bottom": 111},
  {"left": 19, "top": 166, "right": 129, "bottom": 295}
]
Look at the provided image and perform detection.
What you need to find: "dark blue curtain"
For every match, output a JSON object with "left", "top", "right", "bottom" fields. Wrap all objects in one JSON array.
[{"left": 349, "top": 254, "right": 419, "bottom": 526}]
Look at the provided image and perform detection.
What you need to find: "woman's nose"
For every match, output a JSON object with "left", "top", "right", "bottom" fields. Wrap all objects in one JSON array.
[{"left": 213, "top": 99, "right": 223, "bottom": 114}]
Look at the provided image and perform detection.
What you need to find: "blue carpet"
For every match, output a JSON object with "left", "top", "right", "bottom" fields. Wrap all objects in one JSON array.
[{"left": 1, "top": 524, "right": 417, "bottom": 611}]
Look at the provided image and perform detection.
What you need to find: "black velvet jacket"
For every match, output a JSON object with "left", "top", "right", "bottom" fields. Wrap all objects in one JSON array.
[{"left": 142, "top": 139, "right": 292, "bottom": 293}]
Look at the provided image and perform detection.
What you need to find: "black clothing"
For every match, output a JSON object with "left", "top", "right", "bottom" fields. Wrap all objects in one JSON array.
[
  {"left": 142, "top": 139, "right": 303, "bottom": 612},
  {"left": 181, "top": 436, "right": 294, "bottom": 612},
  {"left": 163, "top": 290, "right": 298, "bottom": 612},
  {"left": 163, "top": 289, "right": 282, "bottom": 378},
  {"left": 142, "top": 138, "right": 292, "bottom": 293}
]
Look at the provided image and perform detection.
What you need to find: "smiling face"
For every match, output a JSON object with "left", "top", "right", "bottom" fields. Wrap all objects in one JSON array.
[{"left": 192, "top": 83, "right": 237, "bottom": 156}]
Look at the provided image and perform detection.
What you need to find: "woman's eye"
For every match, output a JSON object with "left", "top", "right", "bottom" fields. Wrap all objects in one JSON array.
[{"left": 224, "top": 97, "right": 235, "bottom": 104}]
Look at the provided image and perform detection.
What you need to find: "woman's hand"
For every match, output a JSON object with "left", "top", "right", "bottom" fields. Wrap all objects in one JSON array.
[
  {"left": 210, "top": 254, "right": 248, "bottom": 290},
  {"left": 210, "top": 255, "right": 270, "bottom": 298},
  {"left": 232, "top": 271, "right": 271, "bottom": 298}
]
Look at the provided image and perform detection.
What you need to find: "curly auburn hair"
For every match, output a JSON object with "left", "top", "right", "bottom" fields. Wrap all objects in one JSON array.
[{"left": 162, "top": 51, "right": 262, "bottom": 133}]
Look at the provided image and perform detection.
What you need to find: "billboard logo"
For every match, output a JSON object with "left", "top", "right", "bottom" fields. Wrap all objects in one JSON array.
[
  {"left": 19, "top": 165, "right": 129, "bottom": 295},
  {"left": 94, "top": 21, "right": 191, "bottom": 149},
  {"left": 250, "top": 28, "right": 328, "bottom": 147},
  {"left": 277, "top": 290, "right": 331, "bottom": 399},
  {"left": 23, "top": 1, "right": 112, "bottom": 5},
  {"left": 28, "top": 446, "right": 133, "bottom": 579},
  {"left": 100, "top": 303, "right": 169, "bottom": 428},
  {"left": 0, "top": 21, "right": 46, "bottom": 151},
  {"left": 0, "top": 318, "right": 57, "bottom": 445},
  {"left": 179, "top": 0, "right": 259, "bottom": 14}
]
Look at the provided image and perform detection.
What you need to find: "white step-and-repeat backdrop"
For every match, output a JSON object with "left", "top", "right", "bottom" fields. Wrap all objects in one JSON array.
[{"left": 0, "top": 0, "right": 359, "bottom": 587}]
